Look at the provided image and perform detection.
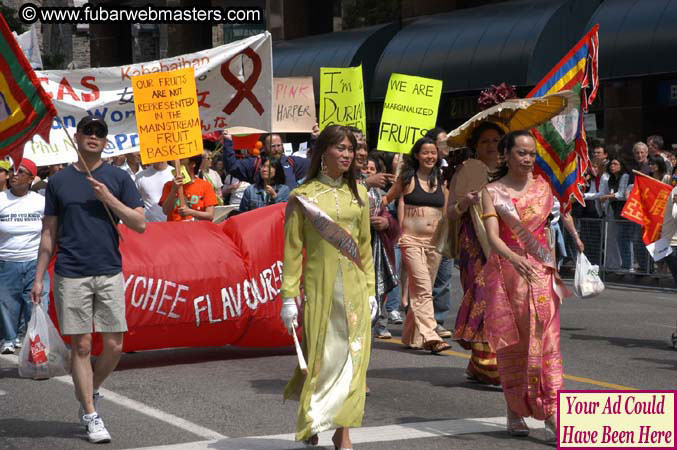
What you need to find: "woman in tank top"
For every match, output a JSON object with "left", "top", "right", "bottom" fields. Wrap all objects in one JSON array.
[{"left": 383, "top": 137, "right": 450, "bottom": 354}]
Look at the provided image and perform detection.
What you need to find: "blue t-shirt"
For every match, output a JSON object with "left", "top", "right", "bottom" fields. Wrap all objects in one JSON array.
[{"left": 45, "top": 163, "right": 143, "bottom": 277}]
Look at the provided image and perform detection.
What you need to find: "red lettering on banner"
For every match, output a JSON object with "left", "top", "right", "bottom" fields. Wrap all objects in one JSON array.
[
  {"left": 37, "top": 77, "right": 53, "bottom": 99},
  {"left": 197, "top": 91, "right": 211, "bottom": 108},
  {"left": 220, "top": 48, "right": 264, "bottom": 116},
  {"left": 213, "top": 116, "right": 227, "bottom": 128},
  {"left": 80, "top": 76, "right": 100, "bottom": 102},
  {"left": 57, "top": 78, "right": 80, "bottom": 102}
]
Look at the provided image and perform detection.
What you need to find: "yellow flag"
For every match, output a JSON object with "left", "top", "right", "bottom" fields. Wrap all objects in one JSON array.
[
  {"left": 319, "top": 65, "right": 365, "bottom": 133},
  {"left": 377, "top": 73, "right": 442, "bottom": 153},
  {"left": 132, "top": 67, "right": 204, "bottom": 165}
]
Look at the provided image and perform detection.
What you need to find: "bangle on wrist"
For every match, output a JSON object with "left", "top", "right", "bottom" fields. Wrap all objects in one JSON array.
[{"left": 454, "top": 202, "right": 464, "bottom": 215}]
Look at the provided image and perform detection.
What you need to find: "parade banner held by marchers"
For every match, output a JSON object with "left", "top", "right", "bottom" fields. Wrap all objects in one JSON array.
[
  {"left": 273, "top": 76, "right": 316, "bottom": 133},
  {"left": 319, "top": 65, "right": 365, "bottom": 133},
  {"left": 23, "top": 32, "right": 272, "bottom": 166},
  {"left": 49, "top": 203, "right": 292, "bottom": 354},
  {"left": 377, "top": 73, "right": 442, "bottom": 153}
]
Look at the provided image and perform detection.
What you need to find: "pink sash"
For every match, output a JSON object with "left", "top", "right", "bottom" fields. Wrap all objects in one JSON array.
[{"left": 286, "top": 195, "right": 363, "bottom": 271}]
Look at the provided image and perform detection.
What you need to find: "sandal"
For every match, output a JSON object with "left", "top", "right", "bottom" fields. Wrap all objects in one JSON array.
[
  {"left": 423, "top": 340, "right": 451, "bottom": 354},
  {"left": 507, "top": 409, "right": 529, "bottom": 436},
  {"left": 303, "top": 434, "right": 319, "bottom": 446},
  {"left": 544, "top": 415, "right": 557, "bottom": 442}
]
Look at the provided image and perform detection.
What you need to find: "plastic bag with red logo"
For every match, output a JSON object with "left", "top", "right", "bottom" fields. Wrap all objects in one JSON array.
[{"left": 18, "top": 304, "right": 70, "bottom": 379}]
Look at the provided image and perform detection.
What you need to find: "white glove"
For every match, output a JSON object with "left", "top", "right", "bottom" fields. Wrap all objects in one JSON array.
[
  {"left": 368, "top": 296, "right": 377, "bottom": 322},
  {"left": 280, "top": 297, "right": 299, "bottom": 335}
]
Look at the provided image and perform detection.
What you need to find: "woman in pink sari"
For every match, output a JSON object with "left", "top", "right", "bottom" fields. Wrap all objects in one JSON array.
[{"left": 480, "top": 131, "right": 570, "bottom": 441}]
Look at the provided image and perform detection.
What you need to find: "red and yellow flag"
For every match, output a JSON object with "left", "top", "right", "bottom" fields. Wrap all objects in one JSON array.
[
  {"left": 621, "top": 171, "right": 673, "bottom": 245},
  {"left": 0, "top": 13, "right": 56, "bottom": 166}
]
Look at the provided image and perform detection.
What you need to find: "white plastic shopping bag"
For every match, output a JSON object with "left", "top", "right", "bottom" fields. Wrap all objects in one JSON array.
[
  {"left": 574, "top": 252, "right": 605, "bottom": 298},
  {"left": 18, "top": 304, "right": 71, "bottom": 379}
]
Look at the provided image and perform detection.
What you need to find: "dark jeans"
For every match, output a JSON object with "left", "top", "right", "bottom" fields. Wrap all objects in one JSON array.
[
  {"left": 432, "top": 256, "right": 453, "bottom": 325},
  {"left": 0, "top": 260, "right": 50, "bottom": 342},
  {"left": 666, "top": 247, "right": 677, "bottom": 287}
]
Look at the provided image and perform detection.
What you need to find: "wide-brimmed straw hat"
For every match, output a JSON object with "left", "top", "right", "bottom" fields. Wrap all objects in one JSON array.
[{"left": 447, "top": 90, "right": 580, "bottom": 148}]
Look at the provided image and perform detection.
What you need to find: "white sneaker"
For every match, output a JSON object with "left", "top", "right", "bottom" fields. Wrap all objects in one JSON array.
[
  {"left": 14, "top": 336, "right": 23, "bottom": 348},
  {"left": 0, "top": 342, "right": 15, "bottom": 354},
  {"left": 79, "top": 392, "right": 103, "bottom": 427},
  {"left": 85, "top": 414, "right": 111, "bottom": 443},
  {"left": 388, "top": 310, "right": 403, "bottom": 324}
]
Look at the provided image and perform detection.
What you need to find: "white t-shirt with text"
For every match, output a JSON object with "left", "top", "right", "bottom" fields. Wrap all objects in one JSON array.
[{"left": 0, "top": 190, "right": 45, "bottom": 262}]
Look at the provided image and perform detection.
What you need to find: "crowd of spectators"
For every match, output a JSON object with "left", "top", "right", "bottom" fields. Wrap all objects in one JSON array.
[{"left": 571, "top": 136, "right": 677, "bottom": 283}]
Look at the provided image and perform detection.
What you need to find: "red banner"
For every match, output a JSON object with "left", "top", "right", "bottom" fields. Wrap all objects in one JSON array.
[
  {"left": 621, "top": 172, "right": 673, "bottom": 245},
  {"left": 50, "top": 203, "right": 292, "bottom": 354}
]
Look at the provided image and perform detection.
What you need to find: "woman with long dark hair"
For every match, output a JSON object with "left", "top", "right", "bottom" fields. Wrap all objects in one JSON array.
[
  {"left": 279, "top": 125, "right": 376, "bottom": 450},
  {"left": 481, "top": 130, "right": 570, "bottom": 441},
  {"left": 383, "top": 137, "right": 450, "bottom": 354},
  {"left": 601, "top": 157, "right": 632, "bottom": 270},
  {"left": 238, "top": 155, "right": 290, "bottom": 212},
  {"left": 447, "top": 121, "right": 504, "bottom": 385}
]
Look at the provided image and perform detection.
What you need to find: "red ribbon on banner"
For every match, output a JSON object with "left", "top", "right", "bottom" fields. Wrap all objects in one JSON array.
[{"left": 221, "top": 48, "right": 264, "bottom": 116}]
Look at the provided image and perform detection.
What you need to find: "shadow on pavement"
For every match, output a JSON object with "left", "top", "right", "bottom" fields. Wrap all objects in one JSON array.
[
  {"left": 207, "top": 437, "right": 323, "bottom": 449},
  {"left": 567, "top": 333, "right": 673, "bottom": 352},
  {"left": 366, "top": 366, "right": 502, "bottom": 391},
  {"left": 115, "top": 346, "right": 296, "bottom": 371},
  {"left": 0, "top": 419, "right": 81, "bottom": 439}
]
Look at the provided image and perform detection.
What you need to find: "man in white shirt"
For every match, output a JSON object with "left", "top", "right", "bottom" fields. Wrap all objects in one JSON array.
[
  {"left": 125, "top": 152, "right": 143, "bottom": 180},
  {"left": 0, "top": 158, "right": 50, "bottom": 354},
  {"left": 135, "top": 162, "right": 174, "bottom": 222}
]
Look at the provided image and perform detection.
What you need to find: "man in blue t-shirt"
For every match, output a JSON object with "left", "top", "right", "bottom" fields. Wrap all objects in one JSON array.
[{"left": 29, "top": 116, "right": 145, "bottom": 444}]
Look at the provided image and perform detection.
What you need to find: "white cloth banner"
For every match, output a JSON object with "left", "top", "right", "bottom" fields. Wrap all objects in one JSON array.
[
  {"left": 13, "top": 25, "right": 43, "bottom": 70},
  {"left": 23, "top": 32, "right": 272, "bottom": 166}
]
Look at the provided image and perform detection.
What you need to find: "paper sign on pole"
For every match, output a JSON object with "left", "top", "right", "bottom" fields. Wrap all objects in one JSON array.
[
  {"left": 319, "top": 65, "right": 365, "bottom": 133},
  {"left": 273, "top": 77, "right": 315, "bottom": 132},
  {"left": 377, "top": 73, "right": 442, "bottom": 153},
  {"left": 132, "top": 67, "right": 203, "bottom": 165}
]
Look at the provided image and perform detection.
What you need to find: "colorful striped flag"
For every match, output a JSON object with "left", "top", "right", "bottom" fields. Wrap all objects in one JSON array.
[
  {"left": 527, "top": 25, "right": 599, "bottom": 211},
  {"left": 0, "top": 14, "right": 56, "bottom": 167}
]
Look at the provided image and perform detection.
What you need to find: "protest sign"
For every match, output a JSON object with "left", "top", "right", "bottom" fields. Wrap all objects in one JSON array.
[
  {"left": 132, "top": 67, "right": 203, "bottom": 165},
  {"left": 319, "top": 65, "right": 365, "bottom": 133},
  {"left": 377, "top": 73, "right": 442, "bottom": 153},
  {"left": 273, "top": 77, "right": 315, "bottom": 132},
  {"left": 23, "top": 32, "right": 272, "bottom": 166}
]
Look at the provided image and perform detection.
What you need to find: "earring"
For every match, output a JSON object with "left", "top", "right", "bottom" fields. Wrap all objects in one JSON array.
[{"left": 321, "top": 157, "right": 327, "bottom": 174}]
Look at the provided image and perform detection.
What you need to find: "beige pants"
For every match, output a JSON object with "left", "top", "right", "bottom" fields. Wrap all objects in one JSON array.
[
  {"left": 54, "top": 273, "right": 127, "bottom": 335},
  {"left": 400, "top": 236, "right": 442, "bottom": 348}
]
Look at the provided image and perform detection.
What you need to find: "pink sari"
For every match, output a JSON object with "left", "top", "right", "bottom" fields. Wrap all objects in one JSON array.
[{"left": 482, "top": 176, "right": 569, "bottom": 420}]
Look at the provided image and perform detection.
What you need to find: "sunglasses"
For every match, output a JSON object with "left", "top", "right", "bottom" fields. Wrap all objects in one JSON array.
[
  {"left": 80, "top": 124, "right": 107, "bottom": 139},
  {"left": 12, "top": 168, "right": 32, "bottom": 177}
]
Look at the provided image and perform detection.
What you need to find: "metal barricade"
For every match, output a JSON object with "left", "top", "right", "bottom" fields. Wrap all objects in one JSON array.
[{"left": 562, "top": 217, "right": 676, "bottom": 287}]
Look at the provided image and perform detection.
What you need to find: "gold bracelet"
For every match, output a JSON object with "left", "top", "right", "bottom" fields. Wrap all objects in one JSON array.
[
  {"left": 481, "top": 212, "right": 498, "bottom": 220},
  {"left": 454, "top": 202, "right": 464, "bottom": 215}
]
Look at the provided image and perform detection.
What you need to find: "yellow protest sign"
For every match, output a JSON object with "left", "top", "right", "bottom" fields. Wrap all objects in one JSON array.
[
  {"left": 377, "top": 73, "right": 443, "bottom": 153},
  {"left": 132, "top": 67, "right": 203, "bottom": 165},
  {"left": 319, "top": 65, "right": 365, "bottom": 133}
]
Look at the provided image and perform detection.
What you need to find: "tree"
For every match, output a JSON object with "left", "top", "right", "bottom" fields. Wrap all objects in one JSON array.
[{"left": 0, "top": 4, "right": 27, "bottom": 34}]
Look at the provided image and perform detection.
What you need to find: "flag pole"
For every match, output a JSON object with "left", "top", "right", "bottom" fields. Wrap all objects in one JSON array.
[{"left": 57, "top": 116, "right": 122, "bottom": 238}]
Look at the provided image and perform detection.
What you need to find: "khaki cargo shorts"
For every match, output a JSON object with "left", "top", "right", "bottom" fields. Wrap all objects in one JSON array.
[{"left": 54, "top": 272, "right": 127, "bottom": 335}]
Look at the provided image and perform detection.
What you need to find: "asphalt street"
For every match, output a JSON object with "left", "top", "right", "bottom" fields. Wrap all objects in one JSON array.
[{"left": 2, "top": 272, "right": 676, "bottom": 450}]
